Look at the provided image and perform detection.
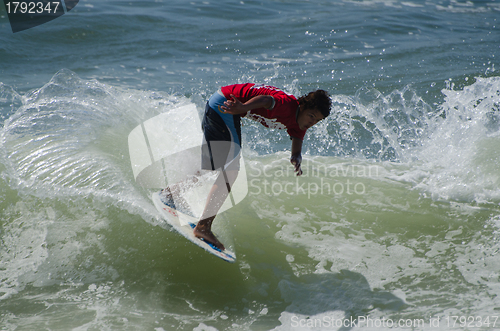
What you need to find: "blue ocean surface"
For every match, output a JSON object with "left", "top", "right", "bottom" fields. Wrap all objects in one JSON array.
[{"left": 1, "top": 0, "right": 499, "bottom": 330}]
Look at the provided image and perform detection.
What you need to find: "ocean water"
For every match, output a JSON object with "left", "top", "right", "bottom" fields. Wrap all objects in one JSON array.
[{"left": 1, "top": 0, "right": 500, "bottom": 330}]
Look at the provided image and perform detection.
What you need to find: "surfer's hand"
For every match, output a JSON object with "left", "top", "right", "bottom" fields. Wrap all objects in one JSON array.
[
  {"left": 290, "top": 154, "right": 303, "bottom": 176},
  {"left": 220, "top": 95, "right": 273, "bottom": 115},
  {"left": 221, "top": 95, "right": 246, "bottom": 114}
]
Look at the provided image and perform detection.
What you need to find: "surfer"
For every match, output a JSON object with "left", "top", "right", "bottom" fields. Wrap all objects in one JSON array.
[{"left": 193, "top": 83, "right": 332, "bottom": 250}]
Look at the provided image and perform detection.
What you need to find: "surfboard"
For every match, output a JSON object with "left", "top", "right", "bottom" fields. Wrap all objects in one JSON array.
[{"left": 151, "top": 190, "right": 236, "bottom": 263}]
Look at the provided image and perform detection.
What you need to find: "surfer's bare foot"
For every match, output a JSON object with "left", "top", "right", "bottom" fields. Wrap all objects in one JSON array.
[
  {"left": 194, "top": 217, "right": 225, "bottom": 251},
  {"left": 160, "top": 187, "right": 174, "bottom": 200},
  {"left": 160, "top": 187, "right": 192, "bottom": 213}
]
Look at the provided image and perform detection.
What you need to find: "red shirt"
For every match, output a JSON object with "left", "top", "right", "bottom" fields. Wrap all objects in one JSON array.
[{"left": 221, "top": 83, "right": 306, "bottom": 140}]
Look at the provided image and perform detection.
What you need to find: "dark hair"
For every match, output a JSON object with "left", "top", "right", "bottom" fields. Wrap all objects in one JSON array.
[{"left": 298, "top": 90, "right": 331, "bottom": 118}]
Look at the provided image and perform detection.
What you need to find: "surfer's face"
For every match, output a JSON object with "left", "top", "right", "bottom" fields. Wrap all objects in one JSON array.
[{"left": 297, "top": 108, "right": 324, "bottom": 131}]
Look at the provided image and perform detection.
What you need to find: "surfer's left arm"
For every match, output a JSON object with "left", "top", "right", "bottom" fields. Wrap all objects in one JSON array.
[
  {"left": 290, "top": 137, "right": 303, "bottom": 176},
  {"left": 221, "top": 94, "right": 274, "bottom": 115}
]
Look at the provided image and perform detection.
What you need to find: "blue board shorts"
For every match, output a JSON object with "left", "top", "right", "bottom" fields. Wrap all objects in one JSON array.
[{"left": 201, "top": 90, "right": 241, "bottom": 171}]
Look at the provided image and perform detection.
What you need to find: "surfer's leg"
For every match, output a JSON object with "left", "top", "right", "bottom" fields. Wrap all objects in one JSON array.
[
  {"left": 194, "top": 173, "right": 228, "bottom": 250},
  {"left": 196, "top": 94, "right": 241, "bottom": 249},
  {"left": 194, "top": 168, "right": 238, "bottom": 250}
]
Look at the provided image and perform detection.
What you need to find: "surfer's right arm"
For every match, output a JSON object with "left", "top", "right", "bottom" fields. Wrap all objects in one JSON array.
[
  {"left": 290, "top": 137, "right": 303, "bottom": 176},
  {"left": 220, "top": 94, "right": 274, "bottom": 114}
]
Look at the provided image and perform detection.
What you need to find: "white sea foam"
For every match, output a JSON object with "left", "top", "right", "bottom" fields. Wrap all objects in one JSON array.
[{"left": 405, "top": 77, "right": 500, "bottom": 203}]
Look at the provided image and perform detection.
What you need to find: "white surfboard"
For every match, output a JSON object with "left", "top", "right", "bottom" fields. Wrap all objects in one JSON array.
[{"left": 151, "top": 191, "right": 236, "bottom": 263}]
